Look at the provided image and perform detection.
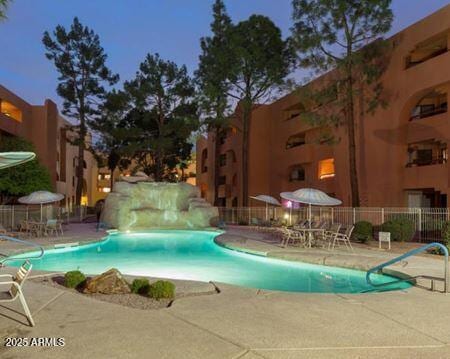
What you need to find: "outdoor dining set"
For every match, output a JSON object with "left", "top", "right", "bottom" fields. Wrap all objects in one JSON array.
[
  {"left": 0, "top": 218, "right": 64, "bottom": 238},
  {"left": 249, "top": 188, "right": 354, "bottom": 251},
  {"left": 251, "top": 218, "right": 354, "bottom": 251}
]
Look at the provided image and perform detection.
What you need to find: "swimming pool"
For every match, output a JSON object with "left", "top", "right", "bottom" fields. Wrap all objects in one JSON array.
[{"left": 6, "top": 230, "right": 410, "bottom": 293}]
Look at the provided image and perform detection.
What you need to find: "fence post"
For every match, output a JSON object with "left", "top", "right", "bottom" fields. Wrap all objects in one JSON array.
[{"left": 417, "top": 208, "right": 422, "bottom": 235}]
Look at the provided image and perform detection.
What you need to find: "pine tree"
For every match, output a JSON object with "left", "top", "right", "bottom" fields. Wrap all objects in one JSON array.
[
  {"left": 291, "top": 0, "right": 393, "bottom": 206},
  {"left": 43, "top": 17, "right": 118, "bottom": 204}
]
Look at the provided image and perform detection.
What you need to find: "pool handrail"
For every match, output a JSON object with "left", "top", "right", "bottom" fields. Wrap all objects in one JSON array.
[
  {"left": 366, "top": 242, "right": 449, "bottom": 293},
  {"left": 0, "top": 235, "right": 44, "bottom": 266}
]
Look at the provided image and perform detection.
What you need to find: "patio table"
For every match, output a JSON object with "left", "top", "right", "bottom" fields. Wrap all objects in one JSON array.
[
  {"left": 293, "top": 228, "right": 326, "bottom": 248},
  {"left": 27, "top": 221, "right": 46, "bottom": 237}
]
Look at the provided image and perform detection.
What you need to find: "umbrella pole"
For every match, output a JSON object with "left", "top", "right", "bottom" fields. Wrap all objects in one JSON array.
[
  {"left": 40, "top": 203, "right": 43, "bottom": 222},
  {"left": 309, "top": 203, "right": 312, "bottom": 228},
  {"left": 265, "top": 203, "right": 268, "bottom": 222}
]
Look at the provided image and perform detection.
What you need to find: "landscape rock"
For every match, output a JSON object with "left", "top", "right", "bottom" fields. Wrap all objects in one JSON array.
[{"left": 84, "top": 269, "right": 131, "bottom": 294}]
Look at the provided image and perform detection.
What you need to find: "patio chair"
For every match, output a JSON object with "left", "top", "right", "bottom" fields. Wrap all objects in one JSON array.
[
  {"left": 44, "top": 219, "right": 61, "bottom": 237},
  {"left": 331, "top": 225, "right": 354, "bottom": 251},
  {"left": 324, "top": 223, "right": 342, "bottom": 249},
  {"left": 282, "top": 227, "right": 306, "bottom": 247},
  {"left": 0, "top": 260, "right": 35, "bottom": 326}
]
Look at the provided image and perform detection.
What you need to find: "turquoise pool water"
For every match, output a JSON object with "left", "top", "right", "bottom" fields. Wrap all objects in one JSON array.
[{"left": 6, "top": 230, "right": 410, "bottom": 293}]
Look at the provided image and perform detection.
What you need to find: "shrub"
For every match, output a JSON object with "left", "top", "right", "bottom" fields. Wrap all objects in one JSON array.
[
  {"left": 441, "top": 221, "right": 450, "bottom": 247},
  {"left": 148, "top": 280, "right": 175, "bottom": 300},
  {"left": 130, "top": 278, "right": 150, "bottom": 295},
  {"left": 381, "top": 217, "right": 415, "bottom": 242},
  {"left": 352, "top": 221, "right": 373, "bottom": 243},
  {"left": 64, "top": 270, "right": 86, "bottom": 289}
]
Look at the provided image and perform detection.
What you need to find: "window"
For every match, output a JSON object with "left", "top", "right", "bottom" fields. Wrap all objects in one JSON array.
[
  {"left": 98, "top": 187, "right": 111, "bottom": 193},
  {"left": 201, "top": 149, "right": 208, "bottom": 173},
  {"left": 318, "top": 158, "right": 335, "bottom": 179},
  {"left": 0, "top": 100, "right": 22, "bottom": 122},
  {"left": 218, "top": 176, "right": 226, "bottom": 185},
  {"left": 289, "top": 166, "right": 305, "bottom": 182},
  {"left": 219, "top": 154, "right": 227, "bottom": 167},
  {"left": 407, "top": 140, "right": 447, "bottom": 166},
  {"left": 286, "top": 133, "right": 306, "bottom": 149}
]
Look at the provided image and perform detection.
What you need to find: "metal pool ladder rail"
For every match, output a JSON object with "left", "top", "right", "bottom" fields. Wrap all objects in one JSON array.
[
  {"left": 0, "top": 235, "right": 44, "bottom": 266},
  {"left": 366, "top": 242, "right": 449, "bottom": 293}
]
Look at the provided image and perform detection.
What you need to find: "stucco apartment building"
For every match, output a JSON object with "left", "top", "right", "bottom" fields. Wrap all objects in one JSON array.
[
  {"left": 0, "top": 84, "right": 108, "bottom": 207},
  {"left": 197, "top": 5, "right": 450, "bottom": 209}
]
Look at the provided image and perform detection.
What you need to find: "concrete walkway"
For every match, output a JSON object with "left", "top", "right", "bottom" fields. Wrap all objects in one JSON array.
[{"left": 1, "top": 225, "right": 450, "bottom": 358}]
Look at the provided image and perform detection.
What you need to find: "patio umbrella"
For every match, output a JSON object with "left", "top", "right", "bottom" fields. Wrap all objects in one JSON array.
[
  {"left": 18, "top": 191, "right": 64, "bottom": 221},
  {"left": 0, "top": 152, "right": 36, "bottom": 170},
  {"left": 249, "top": 195, "right": 281, "bottom": 220},
  {"left": 280, "top": 188, "right": 342, "bottom": 226}
]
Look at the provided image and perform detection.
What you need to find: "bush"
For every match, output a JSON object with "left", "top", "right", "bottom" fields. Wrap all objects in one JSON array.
[
  {"left": 130, "top": 278, "right": 150, "bottom": 295},
  {"left": 352, "top": 221, "right": 373, "bottom": 243},
  {"left": 441, "top": 221, "right": 450, "bottom": 247},
  {"left": 64, "top": 270, "right": 86, "bottom": 289},
  {"left": 381, "top": 217, "right": 415, "bottom": 242},
  {"left": 148, "top": 280, "right": 175, "bottom": 300}
]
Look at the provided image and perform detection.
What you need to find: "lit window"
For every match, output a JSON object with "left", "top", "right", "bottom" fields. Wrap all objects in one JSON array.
[
  {"left": 97, "top": 174, "right": 102, "bottom": 180},
  {"left": 105, "top": 174, "right": 111, "bottom": 180},
  {"left": 318, "top": 158, "right": 335, "bottom": 179},
  {"left": 0, "top": 100, "right": 22, "bottom": 122},
  {"left": 100, "top": 187, "right": 111, "bottom": 193}
]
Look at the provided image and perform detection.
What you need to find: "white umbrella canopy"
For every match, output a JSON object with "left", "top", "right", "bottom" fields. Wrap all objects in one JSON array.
[
  {"left": 0, "top": 152, "right": 36, "bottom": 170},
  {"left": 249, "top": 195, "right": 281, "bottom": 221},
  {"left": 280, "top": 188, "right": 342, "bottom": 226},
  {"left": 280, "top": 188, "right": 342, "bottom": 206},
  {"left": 249, "top": 195, "right": 281, "bottom": 206},
  {"left": 19, "top": 191, "right": 64, "bottom": 221}
]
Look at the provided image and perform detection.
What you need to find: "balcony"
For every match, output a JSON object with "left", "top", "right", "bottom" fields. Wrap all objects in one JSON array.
[
  {"left": 405, "top": 32, "right": 448, "bottom": 70},
  {"left": 410, "top": 86, "right": 447, "bottom": 122},
  {"left": 404, "top": 163, "right": 448, "bottom": 191},
  {"left": 284, "top": 143, "right": 314, "bottom": 165}
]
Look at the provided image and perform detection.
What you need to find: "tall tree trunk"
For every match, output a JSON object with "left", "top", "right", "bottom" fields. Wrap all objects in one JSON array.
[
  {"left": 76, "top": 113, "right": 86, "bottom": 206},
  {"left": 213, "top": 125, "right": 221, "bottom": 206},
  {"left": 241, "top": 101, "right": 252, "bottom": 207},
  {"left": 110, "top": 167, "right": 115, "bottom": 191},
  {"left": 346, "top": 68, "right": 360, "bottom": 207}
]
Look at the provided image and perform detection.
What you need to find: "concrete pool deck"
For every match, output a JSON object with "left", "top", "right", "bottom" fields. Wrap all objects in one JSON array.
[{"left": 1, "top": 224, "right": 450, "bottom": 358}]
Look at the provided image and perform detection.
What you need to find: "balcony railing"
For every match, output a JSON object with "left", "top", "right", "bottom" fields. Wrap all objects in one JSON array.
[
  {"left": 406, "top": 157, "right": 447, "bottom": 167},
  {"left": 410, "top": 105, "right": 447, "bottom": 121}
]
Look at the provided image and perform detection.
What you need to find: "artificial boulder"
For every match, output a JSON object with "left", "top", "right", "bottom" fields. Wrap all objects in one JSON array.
[
  {"left": 84, "top": 269, "right": 131, "bottom": 294},
  {"left": 101, "top": 182, "right": 219, "bottom": 230}
]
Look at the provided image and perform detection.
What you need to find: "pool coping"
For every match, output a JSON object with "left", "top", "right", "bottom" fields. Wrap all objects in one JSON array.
[
  {"left": 3, "top": 228, "right": 432, "bottom": 291},
  {"left": 213, "top": 232, "right": 423, "bottom": 288}
]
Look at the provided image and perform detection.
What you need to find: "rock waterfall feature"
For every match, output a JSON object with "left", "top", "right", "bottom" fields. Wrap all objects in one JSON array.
[{"left": 101, "top": 182, "right": 219, "bottom": 230}]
